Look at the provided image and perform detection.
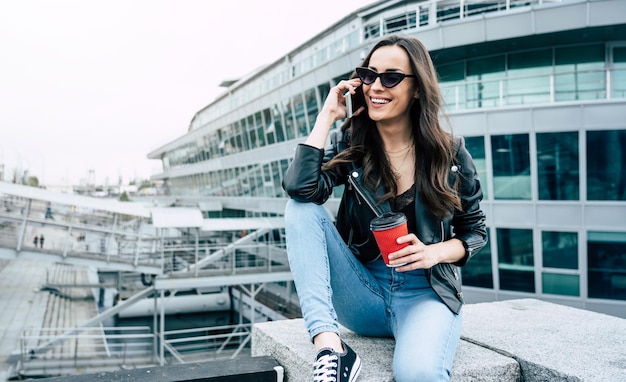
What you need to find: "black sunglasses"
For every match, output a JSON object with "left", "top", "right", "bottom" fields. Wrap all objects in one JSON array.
[{"left": 355, "top": 67, "right": 416, "bottom": 88}]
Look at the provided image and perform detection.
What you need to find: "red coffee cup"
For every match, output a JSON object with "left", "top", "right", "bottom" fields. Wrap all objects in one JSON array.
[{"left": 370, "top": 212, "right": 409, "bottom": 267}]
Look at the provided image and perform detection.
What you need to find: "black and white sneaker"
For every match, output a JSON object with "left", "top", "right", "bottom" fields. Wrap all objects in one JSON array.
[{"left": 312, "top": 341, "right": 361, "bottom": 382}]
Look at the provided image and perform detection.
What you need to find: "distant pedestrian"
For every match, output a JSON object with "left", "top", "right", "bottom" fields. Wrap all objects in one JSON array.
[
  {"left": 40, "top": 234, "right": 45, "bottom": 249},
  {"left": 45, "top": 206, "right": 54, "bottom": 220},
  {"left": 33, "top": 235, "right": 38, "bottom": 247}
]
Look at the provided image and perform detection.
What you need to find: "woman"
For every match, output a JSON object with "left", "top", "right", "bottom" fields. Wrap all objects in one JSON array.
[{"left": 282, "top": 35, "right": 487, "bottom": 382}]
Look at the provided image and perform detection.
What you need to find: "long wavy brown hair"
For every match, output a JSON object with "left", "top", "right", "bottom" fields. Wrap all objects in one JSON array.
[{"left": 325, "top": 35, "right": 461, "bottom": 218}]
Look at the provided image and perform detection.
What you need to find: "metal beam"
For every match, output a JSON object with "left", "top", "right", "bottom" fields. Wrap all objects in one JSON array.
[
  {"left": 1, "top": 250, "right": 163, "bottom": 274},
  {"left": 154, "top": 271, "right": 293, "bottom": 290},
  {"left": 185, "top": 228, "right": 271, "bottom": 272}
]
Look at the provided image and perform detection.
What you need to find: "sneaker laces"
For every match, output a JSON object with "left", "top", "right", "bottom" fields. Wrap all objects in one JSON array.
[{"left": 313, "top": 351, "right": 339, "bottom": 382}]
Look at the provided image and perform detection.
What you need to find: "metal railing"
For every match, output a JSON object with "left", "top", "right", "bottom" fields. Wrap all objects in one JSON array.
[
  {"left": 162, "top": 323, "right": 252, "bottom": 364},
  {"left": 440, "top": 67, "right": 626, "bottom": 111},
  {"left": 437, "top": 0, "right": 542, "bottom": 23},
  {"left": 18, "top": 323, "right": 255, "bottom": 377},
  {"left": 0, "top": 191, "right": 290, "bottom": 278},
  {"left": 364, "top": 0, "right": 555, "bottom": 41},
  {"left": 0, "top": 193, "right": 161, "bottom": 271},
  {"left": 19, "top": 326, "right": 157, "bottom": 377}
]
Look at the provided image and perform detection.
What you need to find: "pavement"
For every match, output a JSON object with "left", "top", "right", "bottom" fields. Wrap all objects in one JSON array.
[
  {"left": 0, "top": 259, "right": 52, "bottom": 381},
  {"left": 0, "top": 258, "right": 98, "bottom": 381}
]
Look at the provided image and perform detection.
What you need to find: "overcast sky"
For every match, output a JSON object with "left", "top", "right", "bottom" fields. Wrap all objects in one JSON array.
[{"left": 0, "top": 0, "right": 376, "bottom": 186}]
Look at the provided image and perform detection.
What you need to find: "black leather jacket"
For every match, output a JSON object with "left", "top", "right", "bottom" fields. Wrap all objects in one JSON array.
[{"left": 282, "top": 130, "right": 487, "bottom": 314}]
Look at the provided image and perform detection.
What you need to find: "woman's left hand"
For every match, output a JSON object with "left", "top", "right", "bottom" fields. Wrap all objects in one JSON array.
[
  {"left": 388, "top": 235, "right": 466, "bottom": 271},
  {"left": 387, "top": 234, "right": 440, "bottom": 271}
]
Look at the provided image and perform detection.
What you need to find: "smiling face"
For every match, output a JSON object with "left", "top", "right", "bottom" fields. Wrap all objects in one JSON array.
[{"left": 363, "top": 45, "right": 419, "bottom": 127}]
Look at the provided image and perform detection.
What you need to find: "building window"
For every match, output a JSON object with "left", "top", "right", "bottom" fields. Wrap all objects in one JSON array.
[
  {"left": 247, "top": 115, "right": 257, "bottom": 149},
  {"left": 255, "top": 112, "right": 265, "bottom": 148},
  {"left": 537, "top": 132, "right": 579, "bottom": 200},
  {"left": 554, "top": 44, "right": 605, "bottom": 101},
  {"left": 611, "top": 46, "right": 626, "bottom": 98},
  {"left": 588, "top": 231, "right": 626, "bottom": 300},
  {"left": 437, "top": 61, "right": 465, "bottom": 110},
  {"left": 541, "top": 231, "right": 579, "bottom": 296},
  {"left": 497, "top": 228, "right": 535, "bottom": 293},
  {"left": 318, "top": 83, "right": 331, "bottom": 102},
  {"left": 491, "top": 134, "right": 531, "bottom": 200},
  {"left": 305, "top": 88, "right": 319, "bottom": 137},
  {"left": 363, "top": 22, "right": 380, "bottom": 40},
  {"left": 263, "top": 109, "right": 275, "bottom": 145},
  {"left": 466, "top": 55, "right": 505, "bottom": 108},
  {"left": 418, "top": 5, "right": 429, "bottom": 26},
  {"left": 542, "top": 273, "right": 579, "bottom": 296},
  {"left": 282, "top": 99, "right": 296, "bottom": 140},
  {"left": 507, "top": 49, "right": 552, "bottom": 106},
  {"left": 587, "top": 130, "right": 626, "bottom": 201},
  {"left": 292, "top": 93, "right": 308, "bottom": 138},
  {"left": 542, "top": 231, "right": 578, "bottom": 270},
  {"left": 385, "top": 11, "right": 417, "bottom": 34},
  {"left": 464, "top": 136, "right": 488, "bottom": 200},
  {"left": 461, "top": 230, "right": 493, "bottom": 288},
  {"left": 271, "top": 161, "right": 282, "bottom": 198},
  {"left": 271, "top": 104, "right": 286, "bottom": 143},
  {"left": 437, "top": 42, "right": 616, "bottom": 112},
  {"left": 262, "top": 163, "right": 272, "bottom": 197},
  {"left": 235, "top": 120, "right": 246, "bottom": 153}
]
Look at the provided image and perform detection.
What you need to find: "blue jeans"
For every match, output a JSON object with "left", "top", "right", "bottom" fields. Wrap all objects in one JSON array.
[{"left": 285, "top": 200, "right": 462, "bottom": 381}]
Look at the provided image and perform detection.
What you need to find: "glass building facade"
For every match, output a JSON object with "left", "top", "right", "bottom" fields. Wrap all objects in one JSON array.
[{"left": 149, "top": 0, "right": 626, "bottom": 318}]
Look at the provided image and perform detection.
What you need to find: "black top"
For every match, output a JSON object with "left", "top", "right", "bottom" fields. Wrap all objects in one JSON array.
[{"left": 393, "top": 184, "right": 417, "bottom": 236}]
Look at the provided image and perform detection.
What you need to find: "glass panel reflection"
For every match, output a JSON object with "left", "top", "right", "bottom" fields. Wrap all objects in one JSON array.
[
  {"left": 611, "top": 46, "right": 626, "bottom": 98},
  {"left": 555, "top": 44, "right": 605, "bottom": 101},
  {"left": 272, "top": 104, "right": 286, "bottom": 143},
  {"left": 505, "top": 47, "right": 552, "bottom": 106},
  {"left": 292, "top": 93, "right": 308, "bottom": 138},
  {"left": 542, "top": 231, "right": 578, "bottom": 270},
  {"left": 491, "top": 134, "right": 531, "bottom": 200},
  {"left": 497, "top": 228, "right": 535, "bottom": 293},
  {"left": 587, "top": 130, "right": 626, "bottom": 201},
  {"left": 255, "top": 112, "right": 265, "bottom": 148},
  {"left": 461, "top": 231, "right": 493, "bottom": 288},
  {"left": 466, "top": 55, "right": 504, "bottom": 108},
  {"left": 588, "top": 231, "right": 626, "bottom": 300},
  {"left": 305, "top": 88, "right": 319, "bottom": 136},
  {"left": 282, "top": 99, "right": 296, "bottom": 140},
  {"left": 537, "top": 132, "right": 579, "bottom": 200},
  {"left": 464, "top": 136, "right": 488, "bottom": 200},
  {"left": 542, "top": 273, "right": 579, "bottom": 296}
]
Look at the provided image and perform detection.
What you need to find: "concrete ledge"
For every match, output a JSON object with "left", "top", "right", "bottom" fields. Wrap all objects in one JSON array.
[
  {"left": 252, "top": 299, "right": 626, "bottom": 381},
  {"left": 252, "top": 320, "right": 519, "bottom": 381},
  {"left": 462, "top": 299, "right": 626, "bottom": 381}
]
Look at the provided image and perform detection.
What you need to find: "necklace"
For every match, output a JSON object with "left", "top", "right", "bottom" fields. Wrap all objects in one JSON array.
[
  {"left": 389, "top": 145, "right": 413, "bottom": 179},
  {"left": 384, "top": 145, "right": 412, "bottom": 155}
]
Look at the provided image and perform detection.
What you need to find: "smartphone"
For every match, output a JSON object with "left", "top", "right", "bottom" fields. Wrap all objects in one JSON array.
[{"left": 346, "top": 86, "right": 365, "bottom": 118}]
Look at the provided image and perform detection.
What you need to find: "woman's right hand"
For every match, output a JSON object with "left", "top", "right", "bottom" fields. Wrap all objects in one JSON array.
[
  {"left": 305, "top": 78, "right": 363, "bottom": 149},
  {"left": 321, "top": 78, "right": 364, "bottom": 122}
]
